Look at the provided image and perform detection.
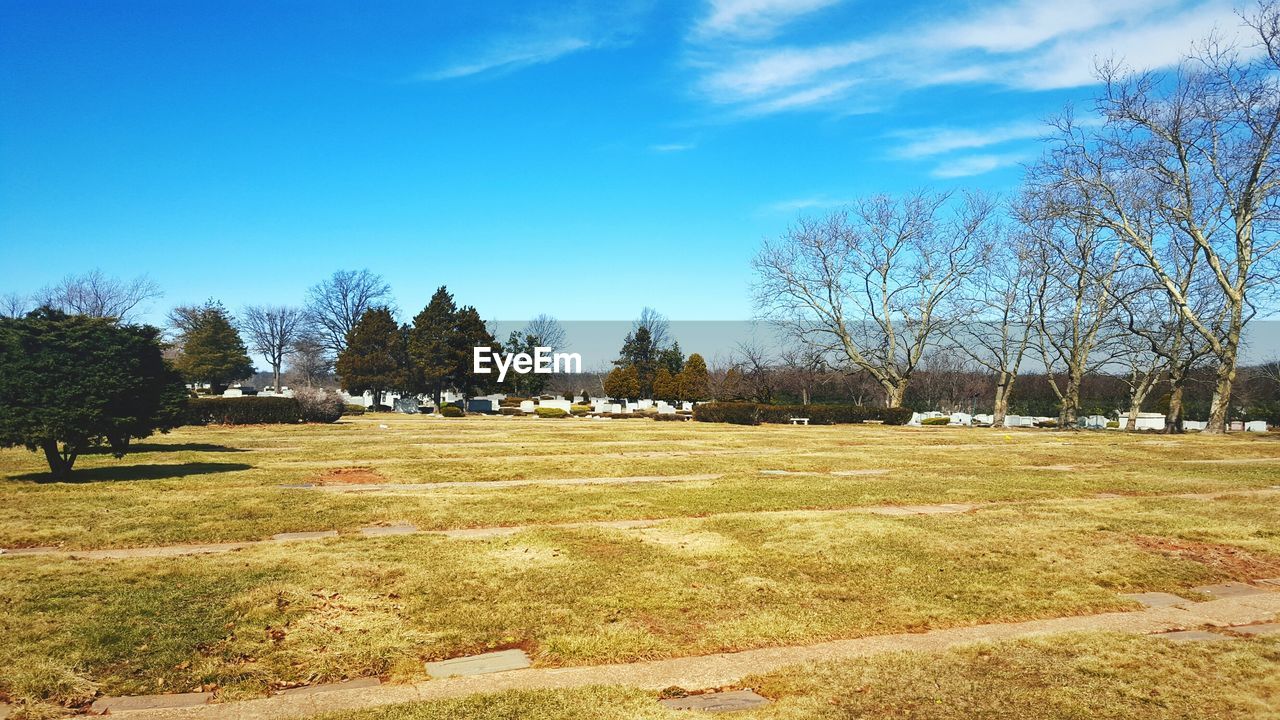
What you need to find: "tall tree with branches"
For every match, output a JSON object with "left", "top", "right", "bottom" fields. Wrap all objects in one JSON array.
[
  {"left": 35, "top": 270, "right": 162, "bottom": 323},
  {"left": 753, "top": 191, "right": 995, "bottom": 407},
  {"left": 1032, "top": 4, "right": 1280, "bottom": 431},
  {"left": 239, "top": 305, "right": 308, "bottom": 393},
  {"left": 305, "top": 270, "right": 393, "bottom": 357}
]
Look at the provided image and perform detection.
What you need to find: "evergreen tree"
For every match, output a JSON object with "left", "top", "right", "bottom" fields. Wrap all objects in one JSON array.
[
  {"left": 0, "top": 309, "right": 187, "bottom": 478},
  {"left": 658, "top": 341, "right": 685, "bottom": 375},
  {"left": 408, "top": 287, "right": 457, "bottom": 407},
  {"left": 335, "top": 307, "right": 406, "bottom": 409},
  {"left": 450, "top": 305, "right": 496, "bottom": 397},
  {"left": 502, "top": 331, "right": 548, "bottom": 396},
  {"left": 173, "top": 301, "right": 254, "bottom": 393},
  {"left": 652, "top": 367, "right": 679, "bottom": 403},
  {"left": 603, "top": 365, "right": 640, "bottom": 400},
  {"left": 615, "top": 326, "right": 658, "bottom": 397},
  {"left": 678, "top": 353, "right": 710, "bottom": 401}
]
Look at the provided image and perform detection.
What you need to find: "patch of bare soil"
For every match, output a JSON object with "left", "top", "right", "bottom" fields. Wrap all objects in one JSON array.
[
  {"left": 312, "top": 466, "right": 387, "bottom": 485},
  {"left": 1134, "top": 535, "right": 1280, "bottom": 579}
]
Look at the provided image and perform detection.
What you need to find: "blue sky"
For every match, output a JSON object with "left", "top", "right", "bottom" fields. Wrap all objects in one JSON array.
[{"left": 0, "top": 0, "right": 1252, "bottom": 326}]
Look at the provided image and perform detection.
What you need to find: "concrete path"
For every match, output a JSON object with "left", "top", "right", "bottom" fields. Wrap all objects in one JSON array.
[
  {"left": 306, "top": 473, "right": 723, "bottom": 493},
  {"left": 76, "top": 590, "right": 1280, "bottom": 719}
]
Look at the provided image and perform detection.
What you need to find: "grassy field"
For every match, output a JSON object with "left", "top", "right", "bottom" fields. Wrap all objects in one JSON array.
[{"left": 1, "top": 415, "right": 1278, "bottom": 717}]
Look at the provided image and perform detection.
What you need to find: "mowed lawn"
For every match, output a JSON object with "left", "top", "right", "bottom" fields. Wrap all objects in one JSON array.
[{"left": 1, "top": 415, "right": 1279, "bottom": 715}]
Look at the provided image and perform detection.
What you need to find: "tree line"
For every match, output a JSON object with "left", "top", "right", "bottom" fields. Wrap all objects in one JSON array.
[{"left": 752, "top": 3, "right": 1280, "bottom": 434}]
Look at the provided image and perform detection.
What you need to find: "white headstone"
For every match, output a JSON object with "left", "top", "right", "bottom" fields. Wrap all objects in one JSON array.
[
  {"left": 1245, "top": 420, "right": 1268, "bottom": 433},
  {"left": 519, "top": 400, "right": 535, "bottom": 413}
]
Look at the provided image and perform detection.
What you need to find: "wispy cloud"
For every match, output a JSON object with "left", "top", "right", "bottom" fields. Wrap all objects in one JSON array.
[
  {"left": 424, "top": 37, "right": 594, "bottom": 81},
  {"left": 763, "top": 194, "right": 853, "bottom": 213},
  {"left": 930, "top": 152, "right": 1029, "bottom": 178},
  {"left": 892, "top": 121, "right": 1045, "bottom": 159},
  {"left": 650, "top": 142, "right": 697, "bottom": 152},
  {"left": 418, "top": 3, "right": 653, "bottom": 82},
  {"left": 685, "top": 0, "right": 1251, "bottom": 116},
  {"left": 695, "top": 0, "right": 842, "bottom": 39}
]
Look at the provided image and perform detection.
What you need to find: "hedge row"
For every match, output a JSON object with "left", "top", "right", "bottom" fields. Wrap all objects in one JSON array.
[
  {"left": 692, "top": 402, "right": 913, "bottom": 426},
  {"left": 185, "top": 397, "right": 303, "bottom": 425}
]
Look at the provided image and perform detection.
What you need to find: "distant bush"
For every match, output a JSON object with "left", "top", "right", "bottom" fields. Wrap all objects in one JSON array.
[
  {"left": 344, "top": 403, "right": 366, "bottom": 416},
  {"left": 499, "top": 396, "right": 529, "bottom": 407},
  {"left": 694, "top": 402, "right": 914, "bottom": 427},
  {"left": 184, "top": 397, "right": 301, "bottom": 425},
  {"left": 654, "top": 413, "right": 690, "bottom": 421},
  {"left": 1106, "top": 420, "right": 1120, "bottom": 428},
  {"left": 570, "top": 404, "right": 591, "bottom": 415},
  {"left": 499, "top": 407, "right": 523, "bottom": 416},
  {"left": 1035, "top": 419, "right": 1058, "bottom": 428},
  {"left": 293, "top": 387, "right": 345, "bottom": 423},
  {"left": 441, "top": 406, "right": 465, "bottom": 418},
  {"left": 693, "top": 402, "right": 761, "bottom": 425},
  {"left": 535, "top": 407, "right": 569, "bottom": 418},
  {"left": 605, "top": 412, "right": 646, "bottom": 419},
  {"left": 921, "top": 417, "right": 950, "bottom": 426}
]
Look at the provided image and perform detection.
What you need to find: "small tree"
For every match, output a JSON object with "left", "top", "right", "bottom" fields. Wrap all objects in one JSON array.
[
  {"left": 239, "top": 305, "right": 307, "bottom": 393},
  {"left": 652, "top": 367, "right": 679, "bottom": 403},
  {"left": 408, "top": 287, "right": 457, "bottom": 407},
  {"left": 173, "top": 302, "right": 255, "bottom": 394},
  {"left": 336, "top": 307, "right": 406, "bottom": 409},
  {"left": 678, "top": 353, "right": 710, "bottom": 401},
  {"left": 603, "top": 365, "right": 640, "bottom": 401},
  {"left": 0, "top": 309, "right": 187, "bottom": 478}
]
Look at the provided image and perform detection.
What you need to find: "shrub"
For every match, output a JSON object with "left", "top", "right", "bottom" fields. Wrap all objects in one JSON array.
[
  {"left": 184, "top": 397, "right": 301, "bottom": 425},
  {"left": 654, "top": 413, "right": 689, "bottom": 421},
  {"left": 499, "top": 407, "right": 523, "bottom": 416},
  {"left": 440, "top": 406, "right": 464, "bottom": 418},
  {"left": 293, "top": 387, "right": 345, "bottom": 423},
  {"left": 570, "top": 404, "right": 591, "bottom": 415},
  {"left": 499, "top": 396, "right": 529, "bottom": 408},
  {"left": 693, "top": 402, "right": 761, "bottom": 425},
  {"left": 1106, "top": 420, "right": 1120, "bottom": 428},
  {"left": 605, "top": 412, "right": 646, "bottom": 419},
  {"left": 1035, "top": 419, "right": 1058, "bottom": 428},
  {"left": 536, "top": 407, "right": 569, "bottom": 418},
  {"left": 921, "top": 416, "right": 950, "bottom": 425},
  {"left": 694, "top": 402, "right": 914, "bottom": 426},
  {"left": 344, "top": 403, "right": 366, "bottom": 416}
]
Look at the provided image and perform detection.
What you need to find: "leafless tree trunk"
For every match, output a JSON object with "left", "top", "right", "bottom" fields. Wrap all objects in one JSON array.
[
  {"left": 753, "top": 191, "right": 995, "bottom": 407},
  {"left": 240, "top": 305, "right": 308, "bottom": 392},
  {"left": 948, "top": 227, "right": 1036, "bottom": 427},
  {"left": 1032, "top": 5, "right": 1280, "bottom": 432},
  {"left": 1021, "top": 203, "right": 1123, "bottom": 428}
]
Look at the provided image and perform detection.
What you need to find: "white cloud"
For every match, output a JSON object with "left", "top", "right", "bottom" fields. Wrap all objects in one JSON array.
[
  {"left": 686, "top": 0, "right": 1250, "bottom": 115},
  {"left": 650, "top": 142, "right": 697, "bottom": 152},
  {"left": 696, "top": 0, "right": 841, "bottom": 39},
  {"left": 424, "top": 37, "right": 593, "bottom": 81},
  {"left": 764, "top": 194, "right": 853, "bottom": 212},
  {"left": 930, "top": 152, "right": 1028, "bottom": 178},
  {"left": 892, "top": 121, "right": 1046, "bottom": 159}
]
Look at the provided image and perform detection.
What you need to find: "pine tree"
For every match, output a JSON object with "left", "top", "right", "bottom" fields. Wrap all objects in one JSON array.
[
  {"left": 652, "top": 367, "right": 678, "bottom": 402},
  {"left": 450, "top": 305, "right": 495, "bottom": 397},
  {"left": 678, "top": 353, "right": 710, "bottom": 401},
  {"left": 336, "top": 307, "right": 406, "bottom": 409},
  {"left": 173, "top": 301, "right": 255, "bottom": 394},
  {"left": 408, "top": 287, "right": 457, "bottom": 407},
  {"left": 603, "top": 365, "right": 640, "bottom": 400}
]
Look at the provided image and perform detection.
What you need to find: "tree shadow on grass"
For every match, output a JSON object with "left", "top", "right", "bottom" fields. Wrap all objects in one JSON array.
[
  {"left": 82, "top": 443, "right": 249, "bottom": 455},
  {"left": 12, "top": 462, "right": 254, "bottom": 483}
]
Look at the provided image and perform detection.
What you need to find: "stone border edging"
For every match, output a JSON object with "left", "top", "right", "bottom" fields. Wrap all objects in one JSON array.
[{"left": 71, "top": 591, "right": 1280, "bottom": 719}]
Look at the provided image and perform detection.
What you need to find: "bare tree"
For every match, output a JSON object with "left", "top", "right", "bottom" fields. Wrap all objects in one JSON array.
[
  {"left": 777, "top": 345, "right": 829, "bottom": 405},
  {"left": 1023, "top": 204, "right": 1124, "bottom": 427},
  {"left": 732, "top": 342, "right": 779, "bottom": 403},
  {"left": 1033, "top": 5, "right": 1280, "bottom": 432},
  {"left": 523, "top": 314, "right": 566, "bottom": 351},
  {"left": 0, "top": 292, "right": 29, "bottom": 319},
  {"left": 634, "top": 307, "right": 670, "bottom": 350},
  {"left": 304, "top": 270, "right": 393, "bottom": 356},
  {"left": 286, "top": 333, "right": 335, "bottom": 388},
  {"left": 240, "top": 305, "right": 308, "bottom": 392},
  {"left": 948, "top": 228, "right": 1037, "bottom": 426},
  {"left": 753, "top": 191, "right": 995, "bottom": 407},
  {"left": 35, "top": 270, "right": 162, "bottom": 322}
]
